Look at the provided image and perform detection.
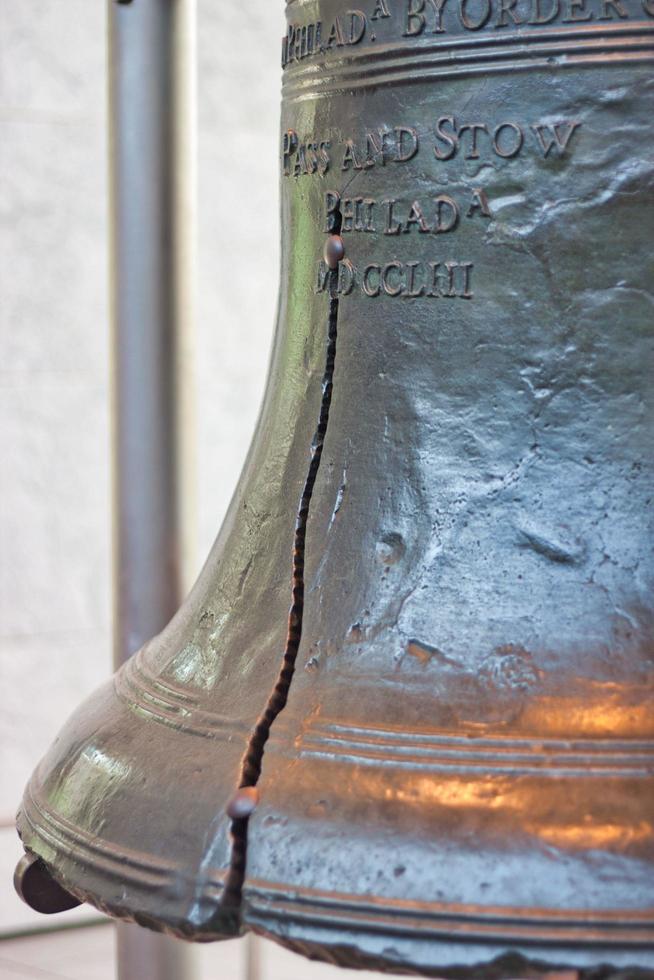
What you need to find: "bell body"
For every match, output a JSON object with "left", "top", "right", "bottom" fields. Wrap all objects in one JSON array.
[{"left": 17, "top": 0, "right": 654, "bottom": 975}]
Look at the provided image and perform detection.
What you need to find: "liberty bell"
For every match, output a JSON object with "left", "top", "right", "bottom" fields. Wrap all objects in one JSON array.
[{"left": 14, "top": 0, "right": 654, "bottom": 976}]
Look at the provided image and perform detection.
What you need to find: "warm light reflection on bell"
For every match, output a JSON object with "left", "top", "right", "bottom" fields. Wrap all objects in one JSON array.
[{"left": 14, "top": 0, "right": 654, "bottom": 976}]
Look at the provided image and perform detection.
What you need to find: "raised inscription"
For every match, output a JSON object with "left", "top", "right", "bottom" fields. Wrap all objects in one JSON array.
[
  {"left": 288, "top": 106, "right": 583, "bottom": 301},
  {"left": 282, "top": 0, "right": 654, "bottom": 66},
  {"left": 324, "top": 192, "right": 491, "bottom": 234},
  {"left": 283, "top": 119, "right": 580, "bottom": 176},
  {"left": 316, "top": 259, "right": 474, "bottom": 299}
]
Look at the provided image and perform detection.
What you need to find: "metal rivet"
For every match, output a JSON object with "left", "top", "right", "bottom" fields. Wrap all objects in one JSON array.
[
  {"left": 14, "top": 853, "right": 82, "bottom": 914},
  {"left": 226, "top": 786, "right": 259, "bottom": 820},
  {"left": 324, "top": 235, "right": 345, "bottom": 270}
]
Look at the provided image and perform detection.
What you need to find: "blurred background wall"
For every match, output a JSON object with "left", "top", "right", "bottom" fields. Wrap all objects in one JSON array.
[{"left": 0, "top": 0, "right": 279, "bottom": 942}]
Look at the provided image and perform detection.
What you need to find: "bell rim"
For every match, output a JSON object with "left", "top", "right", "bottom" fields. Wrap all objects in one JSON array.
[
  {"left": 16, "top": 784, "right": 236, "bottom": 942},
  {"left": 243, "top": 880, "right": 654, "bottom": 977}
]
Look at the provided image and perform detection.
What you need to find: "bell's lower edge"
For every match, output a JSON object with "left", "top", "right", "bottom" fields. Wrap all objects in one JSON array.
[
  {"left": 16, "top": 793, "right": 239, "bottom": 942},
  {"left": 246, "top": 917, "right": 654, "bottom": 980}
]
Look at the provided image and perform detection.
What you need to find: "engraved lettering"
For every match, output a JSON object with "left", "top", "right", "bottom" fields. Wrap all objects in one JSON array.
[
  {"left": 283, "top": 130, "right": 299, "bottom": 176},
  {"left": 404, "top": 0, "right": 427, "bottom": 34},
  {"left": 405, "top": 201, "right": 431, "bottom": 232},
  {"left": 293, "top": 148, "right": 305, "bottom": 178},
  {"left": 371, "top": 0, "right": 391, "bottom": 18},
  {"left": 430, "top": 116, "right": 580, "bottom": 161},
  {"left": 433, "top": 195, "right": 460, "bottom": 233},
  {"left": 428, "top": 261, "right": 445, "bottom": 297},
  {"left": 283, "top": 0, "right": 648, "bottom": 67},
  {"left": 382, "top": 262, "right": 404, "bottom": 296},
  {"left": 318, "top": 141, "right": 332, "bottom": 174},
  {"left": 334, "top": 194, "right": 476, "bottom": 235},
  {"left": 384, "top": 199, "right": 403, "bottom": 235},
  {"left": 434, "top": 116, "right": 458, "bottom": 160},
  {"left": 459, "top": 0, "right": 493, "bottom": 29},
  {"left": 495, "top": 0, "right": 523, "bottom": 26},
  {"left": 342, "top": 128, "right": 419, "bottom": 169},
  {"left": 427, "top": 261, "right": 473, "bottom": 298},
  {"left": 285, "top": 131, "right": 331, "bottom": 177},
  {"left": 325, "top": 191, "right": 341, "bottom": 232},
  {"left": 365, "top": 131, "right": 386, "bottom": 166},
  {"left": 321, "top": 260, "right": 475, "bottom": 299},
  {"left": 405, "top": 262, "right": 427, "bottom": 297},
  {"left": 531, "top": 121, "right": 580, "bottom": 156},
  {"left": 326, "top": 17, "right": 346, "bottom": 47},
  {"left": 360, "top": 199, "right": 377, "bottom": 231},
  {"left": 342, "top": 139, "right": 365, "bottom": 170},
  {"left": 599, "top": 0, "right": 628, "bottom": 16},
  {"left": 467, "top": 188, "right": 492, "bottom": 218},
  {"left": 458, "top": 123, "right": 489, "bottom": 159},
  {"left": 347, "top": 11, "right": 368, "bottom": 43},
  {"left": 342, "top": 197, "right": 356, "bottom": 231},
  {"left": 492, "top": 122, "right": 524, "bottom": 157},
  {"left": 528, "top": 0, "right": 560, "bottom": 21},
  {"left": 338, "top": 259, "right": 356, "bottom": 295},
  {"left": 444, "top": 262, "right": 458, "bottom": 297},
  {"left": 460, "top": 262, "right": 474, "bottom": 299},
  {"left": 429, "top": 0, "right": 450, "bottom": 32},
  {"left": 363, "top": 264, "right": 382, "bottom": 296},
  {"left": 395, "top": 126, "right": 420, "bottom": 162},
  {"left": 562, "top": 0, "right": 593, "bottom": 20},
  {"left": 403, "top": 0, "right": 451, "bottom": 33}
]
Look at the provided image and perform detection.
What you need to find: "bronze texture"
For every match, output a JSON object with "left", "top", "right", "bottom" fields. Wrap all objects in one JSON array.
[{"left": 16, "top": 0, "right": 654, "bottom": 976}]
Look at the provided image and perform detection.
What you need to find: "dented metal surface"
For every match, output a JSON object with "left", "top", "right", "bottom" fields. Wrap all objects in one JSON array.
[{"left": 16, "top": 0, "right": 654, "bottom": 975}]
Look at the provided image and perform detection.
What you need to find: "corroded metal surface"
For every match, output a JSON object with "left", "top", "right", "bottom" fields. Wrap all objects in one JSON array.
[{"left": 16, "top": 0, "right": 654, "bottom": 976}]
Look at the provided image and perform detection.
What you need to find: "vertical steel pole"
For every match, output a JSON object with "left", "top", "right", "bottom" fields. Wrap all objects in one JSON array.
[{"left": 108, "top": 0, "right": 197, "bottom": 978}]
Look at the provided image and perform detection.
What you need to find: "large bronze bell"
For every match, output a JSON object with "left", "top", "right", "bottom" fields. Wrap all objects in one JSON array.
[{"left": 15, "top": 0, "right": 654, "bottom": 976}]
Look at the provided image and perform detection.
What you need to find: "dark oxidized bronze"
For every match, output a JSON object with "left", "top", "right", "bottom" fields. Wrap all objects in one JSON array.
[{"left": 16, "top": 0, "right": 654, "bottom": 976}]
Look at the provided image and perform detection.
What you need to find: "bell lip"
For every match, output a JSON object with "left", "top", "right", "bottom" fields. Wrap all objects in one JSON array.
[
  {"left": 16, "top": 786, "right": 241, "bottom": 943},
  {"left": 242, "top": 880, "right": 654, "bottom": 978},
  {"left": 248, "top": 931, "right": 654, "bottom": 980}
]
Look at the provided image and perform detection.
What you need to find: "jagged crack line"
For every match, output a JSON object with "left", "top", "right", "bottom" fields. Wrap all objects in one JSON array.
[{"left": 224, "top": 269, "right": 340, "bottom": 911}]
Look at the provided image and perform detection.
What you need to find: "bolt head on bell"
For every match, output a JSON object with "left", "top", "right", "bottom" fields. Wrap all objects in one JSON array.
[
  {"left": 226, "top": 786, "right": 259, "bottom": 820},
  {"left": 324, "top": 235, "right": 345, "bottom": 270}
]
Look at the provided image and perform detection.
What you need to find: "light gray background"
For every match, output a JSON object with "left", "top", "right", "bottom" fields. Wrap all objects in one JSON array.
[{"left": 0, "top": 0, "right": 280, "bottom": 936}]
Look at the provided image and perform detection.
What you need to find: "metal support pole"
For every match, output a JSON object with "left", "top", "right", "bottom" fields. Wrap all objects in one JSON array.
[{"left": 109, "top": 0, "right": 197, "bottom": 978}]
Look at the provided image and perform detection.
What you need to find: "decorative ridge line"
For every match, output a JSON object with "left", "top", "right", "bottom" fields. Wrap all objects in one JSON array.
[
  {"left": 281, "top": 30, "right": 654, "bottom": 99},
  {"left": 244, "top": 880, "right": 654, "bottom": 945},
  {"left": 246, "top": 878, "right": 654, "bottom": 927},
  {"left": 114, "top": 657, "right": 251, "bottom": 740},
  {"left": 22, "top": 788, "right": 182, "bottom": 881},
  {"left": 127, "top": 651, "right": 200, "bottom": 704},
  {"left": 284, "top": 51, "right": 654, "bottom": 101},
  {"left": 117, "top": 654, "right": 198, "bottom": 708},
  {"left": 285, "top": 719, "right": 654, "bottom": 748},
  {"left": 265, "top": 721, "right": 654, "bottom": 775},
  {"left": 292, "top": 746, "right": 653, "bottom": 777},
  {"left": 18, "top": 788, "right": 228, "bottom": 937},
  {"left": 283, "top": 20, "right": 654, "bottom": 79}
]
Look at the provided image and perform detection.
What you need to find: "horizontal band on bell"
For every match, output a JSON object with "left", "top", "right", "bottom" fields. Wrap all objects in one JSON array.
[
  {"left": 263, "top": 720, "right": 654, "bottom": 777},
  {"left": 244, "top": 878, "right": 654, "bottom": 947},
  {"left": 19, "top": 788, "right": 228, "bottom": 929},
  {"left": 114, "top": 651, "right": 252, "bottom": 740},
  {"left": 114, "top": 650, "right": 654, "bottom": 767},
  {"left": 282, "top": 23, "right": 654, "bottom": 99},
  {"left": 277, "top": 721, "right": 654, "bottom": 777},
  {"left": 20, "top": 787, "right": 187, "bottom": 889}
]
